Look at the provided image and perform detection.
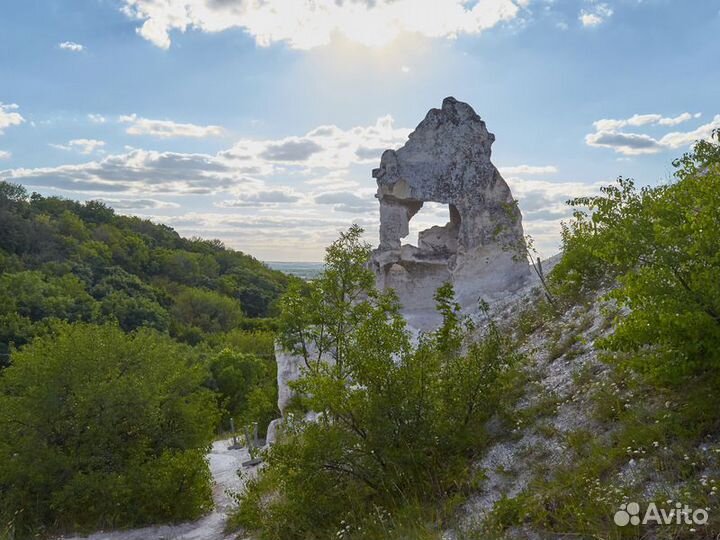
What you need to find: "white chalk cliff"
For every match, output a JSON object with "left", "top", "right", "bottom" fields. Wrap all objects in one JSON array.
[
  {"left": 369, "top": 97, "right": 529, "bottom": 327},
  {"left": 269, "top": 98, "right": 530, "bottom": 442}
]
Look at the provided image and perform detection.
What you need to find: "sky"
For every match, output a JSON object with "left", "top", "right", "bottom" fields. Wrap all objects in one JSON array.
[{"left": 1, "top": 0, "right": 719, "bottom": 262}]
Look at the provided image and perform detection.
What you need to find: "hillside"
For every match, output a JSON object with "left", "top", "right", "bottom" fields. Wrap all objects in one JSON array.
[
  {"left": 0, "top": 182, "right": 294, "bottom": 538},
  {"left": 2, "top": 132, "right": 719, "bottom": 539},
  {"left": 228, "top": 133, "right": 720, "bottom": 540},
  {"left": 0, "top": 181, "right": 295, "bottom": 362}
]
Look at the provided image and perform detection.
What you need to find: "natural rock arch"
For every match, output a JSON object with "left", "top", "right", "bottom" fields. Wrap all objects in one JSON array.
[{"left": 369, "top": 97, "right": 529, "bottom": 324}]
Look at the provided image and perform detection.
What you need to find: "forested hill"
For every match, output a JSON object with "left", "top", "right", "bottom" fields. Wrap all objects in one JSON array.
[{"left": 0, "top": 181, "right": 295, "bottom": 360}]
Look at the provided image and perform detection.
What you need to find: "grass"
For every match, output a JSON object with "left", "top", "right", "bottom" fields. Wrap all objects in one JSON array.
[{"left": 469, "top": 360, "right": 720, "bottom": 539}]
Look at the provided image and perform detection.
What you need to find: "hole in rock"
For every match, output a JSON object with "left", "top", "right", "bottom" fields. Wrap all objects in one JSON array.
[{"left": 404, "top": 202, "right": 461, "bottom": 254}]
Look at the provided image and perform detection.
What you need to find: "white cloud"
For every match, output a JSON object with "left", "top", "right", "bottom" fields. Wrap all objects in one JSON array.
[
  {"left": 506, "top": 176, "right": 606, "bottom": 255},
  {"left": 313, "top": 190, "right": 377, "bottom": 213},
  {"left": 0, "top": 113, "right": 412, "bottom": 260},
  {"left": 98, "top": 198, "right": 180, "bottom": 210},
  {"left": 88, "top": 113, "right": 107, "bottom": 124},
  {"left": 0, "top": 103, "right": 25, "bottom": 134},
  {"left": 585, "top": 131, "right": 662, "bottom": 155},
  {"left": 50, "top": 139, "right": 106, "bottom": 155},
  {"left": 592, "top": 112, "right": 699, "bottom": 132},
  {"left": 1, "top": 148, "right": 252, "bottom": 194},
  {"left": 499, "top": 165, "right": 558, "bottom": 175},
  {"left": 586, "top": 112, "right": 720, "bottom": 155},
  {"left": 120, "top": 0, "right": 528, "bottom": 50},
  {"left": 579, "top": 2, "right": 613, "bottom": 27},
  {"left": 2, "top": 114, "right": 410, "bottom": 196},
  {"left": 0, "top": 150, "right": 10, "bottom": 160},
  {"left": 119, "top": 114, "right": 225, "bottom": 138},
  {"left": 3, "top": 112, "right": 592, "bottom": 260},
  {"left": 217, "top": 189, "right": 304, "bottom": 207},
  {"left": 222, "top": 114, "right": 410, "bottom": 171},
  {"left": 659, "top": 115, "right": 720, "bottom": 149},
  {"left": 658, "top": 112, "right": 700, "bottom": 126},
  {"left": 59, "top": 41, "right": 85, "bottom": 52}
]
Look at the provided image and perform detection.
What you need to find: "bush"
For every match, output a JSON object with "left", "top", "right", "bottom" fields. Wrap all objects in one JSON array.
[
  {"left": 551, "top": 130, "right": 720, "bottom": 383},
  {"left": 0, "top": 323, "right": 220, "bottom": 538},
  {"left": 232, "top": 226, "right": 518, "bottom": 539},
  {"left": 171, "top": 287, "right": 245, "bottom": 336},
  {"left": 208, "top": 348, "right": 278, "bottom": 434}
]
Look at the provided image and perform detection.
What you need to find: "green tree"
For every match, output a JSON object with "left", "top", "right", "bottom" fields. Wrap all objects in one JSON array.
[
  {"left": 0, "top": 323, "right": 220, "bottom": 537},
  {"left": 235, "top": 226, "right": 517, "bottom": 539},
  {"left": 171, "top": 287, "right": 244, "bottom": 337},
  {"left": 552, "top": 130, "right": 720, "bottom": 382},
  {"left": 208, "top": 348, "right": 277, "bottom": 432},
  {"left": 0, "top": 271, "right": 99, "bottom": 354},
  {"left": 100, "top": 291, "right": 170, "bottom": 332}
]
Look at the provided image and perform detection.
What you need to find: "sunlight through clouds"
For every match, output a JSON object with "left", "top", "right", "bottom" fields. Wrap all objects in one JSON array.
[{"left": 121, "top": 0, "right": 528, "bottom": 50}]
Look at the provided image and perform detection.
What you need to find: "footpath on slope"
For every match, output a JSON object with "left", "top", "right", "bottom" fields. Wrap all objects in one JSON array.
[{"left": 60, "top": 439, "right": 256, "bottom": 540}]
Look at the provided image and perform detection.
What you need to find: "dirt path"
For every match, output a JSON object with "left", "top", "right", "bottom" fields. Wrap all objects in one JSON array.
[{"left": 62, "top": 439, "right": 256, "bottom": 540}]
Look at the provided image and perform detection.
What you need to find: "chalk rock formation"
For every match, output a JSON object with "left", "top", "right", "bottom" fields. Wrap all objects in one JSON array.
[
  {"left": 369, "top": 97, "right": 529, "bottom": 324},
  {"left": 267, "top": 98, "right": 530, "bottom": 443},
  {"left": 275, "top": 343, "right": 302, "bottom": 416}
]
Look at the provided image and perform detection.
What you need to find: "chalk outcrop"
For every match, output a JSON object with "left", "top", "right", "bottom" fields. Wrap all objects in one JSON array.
[
  {"left": 268, "top": 98, "right": 531, "bottom": 444},
  {"left": 369, "top": 97, "right": 529, "bottom": 325}
]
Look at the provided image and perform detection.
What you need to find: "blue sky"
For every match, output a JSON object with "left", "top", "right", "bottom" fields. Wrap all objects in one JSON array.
[{"left": 1, "top": 0, "right": 718, "bottom": 261}]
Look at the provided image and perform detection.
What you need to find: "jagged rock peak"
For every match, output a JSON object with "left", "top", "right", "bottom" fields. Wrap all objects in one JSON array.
[{"left": 369, "top": 97, "right": 529, "bottom": 326}]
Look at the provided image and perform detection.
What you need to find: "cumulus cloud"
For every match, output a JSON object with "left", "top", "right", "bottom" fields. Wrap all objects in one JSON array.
[
  {"left": 223, "top": 114, "right": 410, "bottom": 171},
  {"left": 3, "top": 111, "right": 597, "bottom": 259},
  {"left": 59, "top": 41, "right": 85, "bottom": 52},
  {"left": 1, "top": 114, "right": 410, "bottom": 198},
  {"left": 98, "top": 198, "right": 180, "bottom": 210},
  {"left": 0, "top": 103, "right": 25, "bottom": 134},
  {"left": 50, "top": 139, "right": 106, "bottom": 155},
  {"left": 120, "top": 0, "right": 528, "bottom": 50},
  {"left": 586, "top": 112, "right": 720, "bottom": 155},
  {"left": 259, "top": 139, "right": 323, "bottom": 161},
  {"left": 1, "top": 148, "right": 252, "bottom": 194},
  {"left": 579, "top": 2, "right": 613, "bottom": 27},
  {"left": 88, "top": 113, "right": 106, "bottom": 124},
  {"left": 505, "top": 176, "right": 606, "bottom": 255},
  {"left": 592, "top": 112, "right": 700, "bottom": 132},
  {"left": 0, "top": 151, "right": 10, "bottom": 160},
  {"left": 585, "top": 131, "right": 662, "bottom": 155},
  {"left": 119, "top": 114, "right": 225, "bottom": 138}
]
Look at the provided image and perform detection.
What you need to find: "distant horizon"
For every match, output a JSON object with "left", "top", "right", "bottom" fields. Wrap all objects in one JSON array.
[{"left": 264, "top": 260, "right": 325, "bottom": 265}]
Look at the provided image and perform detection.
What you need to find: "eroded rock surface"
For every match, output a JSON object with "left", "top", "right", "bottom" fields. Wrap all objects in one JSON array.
[
  {"left": 370, "top": 97, "right": 529, "bottom": 325},
  {"left": 268, "top": 98, "right": 531, "bottom": 441}
]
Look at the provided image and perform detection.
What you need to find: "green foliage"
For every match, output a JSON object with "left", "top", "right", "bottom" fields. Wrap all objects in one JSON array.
[
  {"left": 0, "top": 183, "right": 294, "bottom": 354},
  {"left": 0, "top": 271, "right": 99, "bottom": 361},
  {"left": 551, "top": 131, "right": 720, "bottom": 383},
  {"left": 493, "top": 133, "right": 720, "bottom": 539},
  {"left": 171, "top": 287, "right": 244, "bottom": 336},
  {"left": 208, "top": 348, "right": 278, "bottom": 433},
  {"left": 207, "top": 328, "right": 275, "bottom": 357},
  {"left": 233, "top": 226, "right": 518, "bottom": 539},
  {"left": 0, "top": 323, "right": 220, "bottom": 538}
]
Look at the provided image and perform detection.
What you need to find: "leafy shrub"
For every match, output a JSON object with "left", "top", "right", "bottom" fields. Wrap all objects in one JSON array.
[
  {"left": 232, "top": 226, "right": 519, "bottom": 539},
  {"left": 208, "top": 348, "right": 278, "bottom": 434},
  {"left": 550, "top": 131, "right": 720, "bottom": 383},
  {"left": 0, "top": 323, "right": 220, "bottom": 538}
]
